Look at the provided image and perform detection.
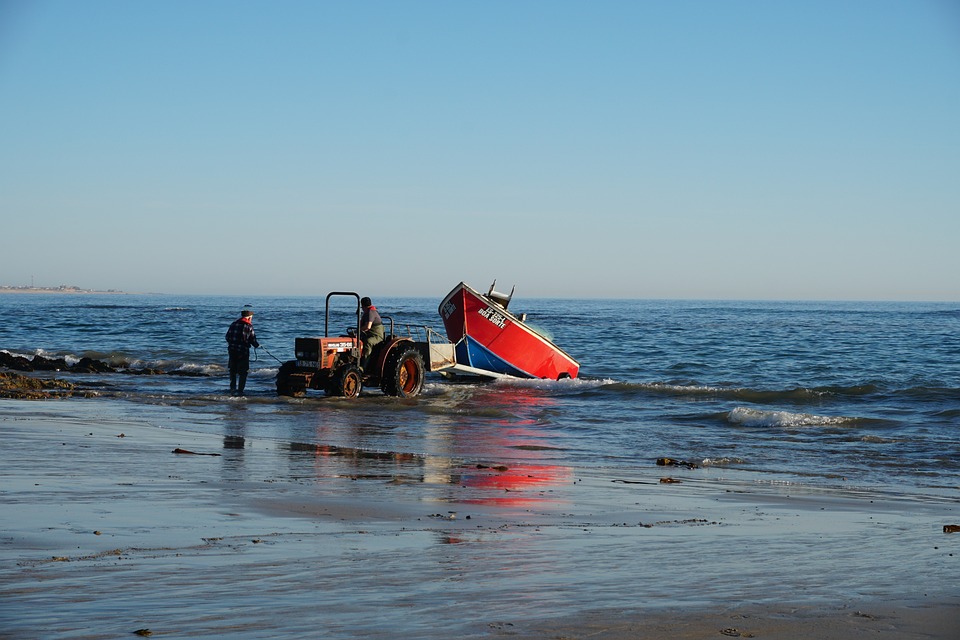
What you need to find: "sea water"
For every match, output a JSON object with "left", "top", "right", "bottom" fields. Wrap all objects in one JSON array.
[{"left": 2, "top": 293, "right": 958, "bottom": 496}]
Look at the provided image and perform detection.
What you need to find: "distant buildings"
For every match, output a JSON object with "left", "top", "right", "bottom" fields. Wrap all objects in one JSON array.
[{"left": 0, "top": 284, "right": 124, "bottom": 294}]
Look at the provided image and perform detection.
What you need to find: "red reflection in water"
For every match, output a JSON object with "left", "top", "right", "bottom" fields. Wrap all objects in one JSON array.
[
  {"left": 291, "top": 383, "right": 574, "bottom": 507},
  {"left": 456, "top": 462, "right": 572, "bottom": 507}
]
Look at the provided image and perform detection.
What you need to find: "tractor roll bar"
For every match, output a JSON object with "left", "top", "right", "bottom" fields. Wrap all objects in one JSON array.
[
  {"left": 325, "top": 292, "right": 361, "bottom": 337},
  {"left": 324, "top": 291, "right": 395, "bottom": 339}
]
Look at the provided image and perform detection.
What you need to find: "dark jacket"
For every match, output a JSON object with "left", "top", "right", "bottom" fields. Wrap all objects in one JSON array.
[{"left": 226, "top": 317, "right": 259, "bottom": 355}]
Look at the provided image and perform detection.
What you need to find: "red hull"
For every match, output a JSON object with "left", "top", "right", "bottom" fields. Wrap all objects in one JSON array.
[{"left": 439, "top": 282, "right": 579, "bottom": 380}]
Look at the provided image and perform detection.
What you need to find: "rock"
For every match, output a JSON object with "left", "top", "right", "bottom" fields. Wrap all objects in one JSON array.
[
  {"left": 71, "top": 357, "right": 117, "bottom": 373},
  {"left": 0, "top": 371, "right": 77, "bottom": 399},
  {"left": 656, "top": 457, "right": 699, "bottom": 469},
  {"left": 0, "top": 351, "right": 35, "bottom": 371},
  {"left": 172, "top": 448, "right": 221, "bottom": 457},
  {"left": 29, "top": 355, "right": 71, "bottom": 371},
  {"left": 122, "top": 368, "right": 166, "bottom": 375}
]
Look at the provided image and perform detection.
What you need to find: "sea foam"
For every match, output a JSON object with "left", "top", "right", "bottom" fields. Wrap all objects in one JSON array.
[{"left": 727, "top": 406, "right": 855, "bottom": 428}]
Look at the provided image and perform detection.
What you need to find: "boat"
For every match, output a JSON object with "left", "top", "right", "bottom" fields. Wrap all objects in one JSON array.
[{"left": 438, "top": 281, "right": 580, "bottom": 380}]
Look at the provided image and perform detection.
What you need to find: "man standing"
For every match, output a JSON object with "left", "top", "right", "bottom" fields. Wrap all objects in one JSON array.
[
  {"left": 359, "top": 296, "right": 384, "bottom": 371},
  {"left": 225, "top": 308, "right": 260, "bottom": 395}
]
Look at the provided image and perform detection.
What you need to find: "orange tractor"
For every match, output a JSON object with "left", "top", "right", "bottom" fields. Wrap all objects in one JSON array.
[{"left": 275, "top": 292, "right": 427, "bottom": 398}]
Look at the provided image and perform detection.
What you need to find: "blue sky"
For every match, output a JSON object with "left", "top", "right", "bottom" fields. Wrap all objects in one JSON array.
[{"left": 1, "top": 0, "right": 958, "bottom": 300}]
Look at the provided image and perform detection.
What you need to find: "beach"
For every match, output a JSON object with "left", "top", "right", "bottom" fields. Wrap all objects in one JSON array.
[{"left": 2, "top": 397, "right": 957, "bottom": 639}]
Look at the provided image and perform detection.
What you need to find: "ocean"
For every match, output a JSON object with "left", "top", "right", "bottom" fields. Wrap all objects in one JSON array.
[
  {"left": 3, "top": 292, "right": 958, "bottom": 495},
  {"left": 3, "top": 291, "right": 960, "bottom": 638}
]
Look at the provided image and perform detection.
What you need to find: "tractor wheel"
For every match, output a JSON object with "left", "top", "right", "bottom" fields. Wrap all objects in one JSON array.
[
  {"left": 381, "top": 346, "right": 425, "bottom": 398},
  {"left": 276, "top": 361, "right": 308, "bottom": 397},
  {"left": 327, "top": 364, "right": 362, "bottom": 398}
]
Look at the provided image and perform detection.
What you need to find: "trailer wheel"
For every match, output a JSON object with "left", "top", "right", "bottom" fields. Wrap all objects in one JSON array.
[
  {"left": 276, "top": 361, "right": 308, "bottom": 397},
  {"left": 328, "top": 364, "right": 362, "bottom": 398},
  {"left": 381, "top": 346, "right": 425, "bottom": 398}
]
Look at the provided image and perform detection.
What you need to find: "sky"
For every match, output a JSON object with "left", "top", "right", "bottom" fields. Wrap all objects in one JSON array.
[{"left": 1, "top": 0, "right": 958, "bottom": 300}]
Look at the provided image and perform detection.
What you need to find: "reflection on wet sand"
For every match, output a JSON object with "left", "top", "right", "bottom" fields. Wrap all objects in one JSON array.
[
  {"left": 222, "top": 381, "right": 580, "bottom": 508},
  {"left": 284, "top": 439, "right": 572, "bottom": 508}
]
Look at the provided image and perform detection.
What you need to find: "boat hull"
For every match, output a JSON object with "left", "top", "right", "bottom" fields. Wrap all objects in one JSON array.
[{"left": 439, "top": 282, "right": 580, "bottom": 380}]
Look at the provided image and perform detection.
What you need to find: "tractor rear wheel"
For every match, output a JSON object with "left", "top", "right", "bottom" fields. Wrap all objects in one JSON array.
[
  {"left": 327, "top": 364, "right": 362, "bottom": 398},
  {"left": 276, "top": 361, "right": 309, "bottom": 397},
  {"left": 381, "top": 346, "right": 425, "bottom": 398}
]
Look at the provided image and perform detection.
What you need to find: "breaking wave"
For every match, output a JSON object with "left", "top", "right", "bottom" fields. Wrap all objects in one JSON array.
[
  {"left": 701, "top": 456, "right": 747, "bottom": 467},
  {"left": 727, "top": 406, "right": 859, "bottom": 428}
]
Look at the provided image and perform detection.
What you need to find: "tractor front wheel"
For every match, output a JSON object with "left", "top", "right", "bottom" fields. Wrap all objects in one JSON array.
[
  {"left": 277, "top": 361, "right": 309, "bottom": 397},
  {"left": 327, "top": 364, "right": 362, "bottom": 398}
]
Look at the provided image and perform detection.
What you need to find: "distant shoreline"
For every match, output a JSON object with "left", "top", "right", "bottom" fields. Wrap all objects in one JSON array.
[{"left": 0, "top": 287, "right": 129, "bottom": 295}]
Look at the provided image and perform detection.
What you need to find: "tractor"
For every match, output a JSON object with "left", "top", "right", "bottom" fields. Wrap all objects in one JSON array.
[{"left": 275, "top": 292, "right": 427, "bottom": 398}]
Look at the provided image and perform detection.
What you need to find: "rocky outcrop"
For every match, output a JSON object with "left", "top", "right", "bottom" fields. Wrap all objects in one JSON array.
[
  {"left": 0, "top": 371, "right": 78, "bottom": 399},
  {"left": 0, "top": 352, "right": 100, "bottom": 372},
  {"left": 70, "top": 357, "right": 117, "bottom": 373},
  {"left": 0, "top": 352, "right": 34, "bottom": 371},
  {"left": 0, "top": 352, "right": 208, "bottom": 377}
]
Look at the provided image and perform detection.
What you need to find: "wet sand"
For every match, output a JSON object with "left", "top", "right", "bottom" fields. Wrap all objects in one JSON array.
[{"left": 1, "top": 399, "right": 958, "bottom": 639}]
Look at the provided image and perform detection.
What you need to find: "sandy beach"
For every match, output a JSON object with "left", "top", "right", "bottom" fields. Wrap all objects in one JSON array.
[{"left": 2, "top": 398, "right": 957, "bottom": 639}]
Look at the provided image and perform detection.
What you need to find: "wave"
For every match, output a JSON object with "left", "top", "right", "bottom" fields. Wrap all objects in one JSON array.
[
  {"left": 2, "top": 349, "right": 223, "bottom": 377},
  {"left": 494, "top": 376, "right": 611, "bottom": 392},
  {"left": 587, "top": 380, "right": 882, "bottom": 403},
  {"left": 899, "top": 386, "right": 960, "bottom": 402},
  {"left": 17, "top": 348, "right": 79, "bottom": 366},
  {"left": 79, "top": 352, "right": 222, "bottom": 375},
  {"left": 726, "top": 406, "right": 859, "bottom": 428},
  {"left": 701, "top": 456, "right": 747, "bottom": 466},
  {"left": 932, "top": 408, "right": 960, "bottom": 419}
]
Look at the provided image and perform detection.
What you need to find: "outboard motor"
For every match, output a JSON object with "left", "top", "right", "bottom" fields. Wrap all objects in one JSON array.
[{"left": 486, "top": 280, "right": 515, "bottom": 310}]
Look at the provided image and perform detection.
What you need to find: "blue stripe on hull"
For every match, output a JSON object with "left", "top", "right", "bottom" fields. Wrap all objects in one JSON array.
[{"left": 456, "top": 337, "right": 532, "bottom": 378}]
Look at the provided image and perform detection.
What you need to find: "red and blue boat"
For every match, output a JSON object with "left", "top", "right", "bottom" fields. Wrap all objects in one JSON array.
[{"left": 438, "top": 281, "right": 580, "bottom": 380}]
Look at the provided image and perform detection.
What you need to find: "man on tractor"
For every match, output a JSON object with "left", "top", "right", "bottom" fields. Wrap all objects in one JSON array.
[
  {"left": 359, "top": 296, "right": 384, "bottom": 371},
  {"left": 275, "top": 291, "right": 427, "bottom": 398}
]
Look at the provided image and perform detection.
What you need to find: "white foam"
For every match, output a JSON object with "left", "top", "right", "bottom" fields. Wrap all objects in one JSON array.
[
  {"left": 643, "top": 381, "right": 729, "bottom": 394},
  {"left": 493, "top": 376, "right": 611, "bottom": 391},
  {"left": 702, "top": 457, "right": 747, "bottom": 466},
  {"left": 728, "top": 406, "right": 854, "bottom": 428}
]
